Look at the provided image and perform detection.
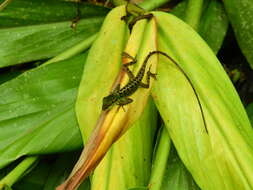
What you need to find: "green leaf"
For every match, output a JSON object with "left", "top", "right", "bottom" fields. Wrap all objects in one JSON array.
[
  {"left": 0, "top": 69, "right": 22, "bottom": 85},
  {"left": 161, "top": 147, "right": 200, "bottom": 190},
  {"left": 0, "top": 0, "right": 108, "bottom": 27},
  {"left": 154, "top": 11, "right": 253, "bottom": 190},
  {"left": 0, "top": 53, "right": 87, "bottom": 169},
  {"left": 12, "top": 159, "right": 50, "bottom": 190},
  {"left": 246, "top": 103, "right": 253, "bottom": 125},
  {"left": 90, "top": 100, "right": 157, "bottom": 190},
  {"left": 0, "top": 156, "right": 38, "bottom": 189},
  {"left": 148, "top": 128, "right": 171, "bottom": 190},
  {"left": 11, "top": 153, "right": 90, "bottom": 190},
  {"left": 0, "top": 0, "right": 108, "bottom": 68},
  {"left": 223, "top": 0, "right": 253, "bottom": 69},
  {"left": 2, "top": 185, "right": 12, "bottom": 190},
  {"left": 73, "top": 7, "right": 158, "bottom": 190},
  {"left": 171, "top": 1, "right": 186, "bottom": 19},
  {"left": 139, "top": 0, "right": 170, "bottom": 11},
  {"left": 198, "top": 0, "right": 228, "bottom": 54},
  {"left": 172, "top": 0, "right": 228, "bottom": 54},
  {"left": 127, "top": 187, "right": 147, "bottom": 190},
  {"left": 184, "top": 0, "right": 204, "bottom": 30},
  {"left": 149, "top": 128, "right": 199, "bottom": 190}
]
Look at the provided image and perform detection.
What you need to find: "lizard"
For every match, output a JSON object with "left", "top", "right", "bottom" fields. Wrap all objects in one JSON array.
[
  {"left": 102, "top": 51, "right": 157, "bottom": 111},
  {"left": 102, "top": 50, "right": 208, "bottom": 133}
]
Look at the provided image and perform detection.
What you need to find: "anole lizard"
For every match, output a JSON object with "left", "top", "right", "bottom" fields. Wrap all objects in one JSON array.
[
  {"left": 102, "top": 51, "right": 208, "bottom": 133},
  {"left": 102, "top": 51, "right": 157, "bottom": 110}
]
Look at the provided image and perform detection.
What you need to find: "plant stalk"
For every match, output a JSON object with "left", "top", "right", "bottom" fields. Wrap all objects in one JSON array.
[
  {"left": 0, "top": 156, "right": 38, "bottom": 189},
  {"left": 148, "top": 127, "right": 171, "bottom": 190},
  {"left": 0, "top": 0, "right": 13, "bottom": 11}
]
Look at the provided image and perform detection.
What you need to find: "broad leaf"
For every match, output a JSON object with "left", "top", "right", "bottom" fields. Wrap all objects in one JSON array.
[
  {"left": 61, "top": 7, "right": 158, "bottom": 190},
  {"left": 0, "top": 69, "right": 22, "bottom": 85},
  {"left": 247, "top": 103, "right": 253, "bottom": 125},
  {"left": 0, "top": 0, "right": 108, "bottom": 68},
  {"left": 127, "top": 187, "right": 147, "bottom": 190},
  {"left": 11, "top": 153, "right": 90, "bottom": 190},
  {"left": 172, "top": 0, "right": 228, "bottom": 54},
  {"left": 0, "top": 53, "right": 87, "bottom": 169},
  {"left": 223, "top": 0, "right": 253, "bottom": 69},
  {"left": 154, "top": 11, "right": 253, "bottom": 190},
  {"left": 198, "top": 0, "right": 228, "bottom": 54},
  {"left": 161, "top": 148, "right": 200, "bottom": 190}
]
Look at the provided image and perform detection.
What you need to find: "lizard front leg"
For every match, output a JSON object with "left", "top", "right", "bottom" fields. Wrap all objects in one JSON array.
[
  {"left": 117, "top": 97, "right": 133, "bottom": 106},
  {"left": 122, "top": 52, "right": 137, "bottom": 80},
  {"left": 116, "top": 97, "right": 133, "bottom": 111}
]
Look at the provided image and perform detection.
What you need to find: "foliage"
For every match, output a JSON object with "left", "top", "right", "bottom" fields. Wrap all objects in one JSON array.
[{"left": 0, "top": 0, "right": 252, "bottom": 190}]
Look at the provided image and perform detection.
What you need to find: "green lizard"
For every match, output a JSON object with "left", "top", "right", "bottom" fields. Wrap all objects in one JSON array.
[{"left": 102, "top": 51, "right": 157, "bottom": 111}]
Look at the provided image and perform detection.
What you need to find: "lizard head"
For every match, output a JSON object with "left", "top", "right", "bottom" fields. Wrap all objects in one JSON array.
[{"left": 102, "top": 94, "right": 118, "bottom": 110}]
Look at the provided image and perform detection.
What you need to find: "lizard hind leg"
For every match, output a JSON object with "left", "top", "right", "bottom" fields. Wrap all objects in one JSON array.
[
  {"left": 147, "top": 65, "right": 157, "bottom": 80},
  {"left": 139, "top": 65, "right": 157, "bottom": 88}
]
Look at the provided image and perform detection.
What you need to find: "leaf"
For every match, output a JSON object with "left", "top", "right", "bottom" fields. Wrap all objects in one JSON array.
[
  {"left": 246, "top": 103, "right": 253, "bottom": 125},
  {"left": 2, "top": 185, "right": 12, "bottom": 190},
  {"left": 161, "top": 147, "right": 200, "bottom": 190},
  {"left": 148, "top": 3, "right": 228, "bottom": 189},
  {"left": 90, "top": 99, "right": 157, "bottom": 190},
  {"left": 223, "top": 0, "right": 253, "bottom": 69},
  {"left": 60, "top": 7, "right": 159, "bottom": 190},
  {"left": 0, "top": 69, "right": 22, "bottom": 85},
  {"left": 172, "top": 0, "right": 228, "bottom": 54},
  {"left": 138, "top": 0, "right": 170, "bottom": 11},
  {"left": 75, "top": 5, "right": 129, "bottom": 140},
  {"left": 198, "top": 0, "right": 229, "bottom": 54},
  {"left": 127, "top": 187, "right": 147, "bottom": 190},
  {"left": 63, "top": 13, "right": 158, "bottom": 190},
  {"left": 148, "top": 128, "right": 171, "bottom": 190},
  {"left": 153, "top": 11, "right": 253, "bottom": 190},
  {"left": 0, "top": 0, "right": 108, "bottom": 27},
  {"left": 12, "top": 159, "right": 51, "bottom": 190},
  {"left": 0, "top": 53, "right": 88, "bottom": 169},
  {"left": 0, "top": 0, "right": 108, "bottom": 68},
  {"left": 171, "top": 1, "right": 186, "bottom": 19},
  {"left": 11, "top": 152, "right": 90, "bottom": 190}
]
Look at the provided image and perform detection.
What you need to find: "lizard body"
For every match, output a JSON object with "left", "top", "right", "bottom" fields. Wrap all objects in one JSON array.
[{"left": 102, "top": 52, "right": 156, "bottom": 110}]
